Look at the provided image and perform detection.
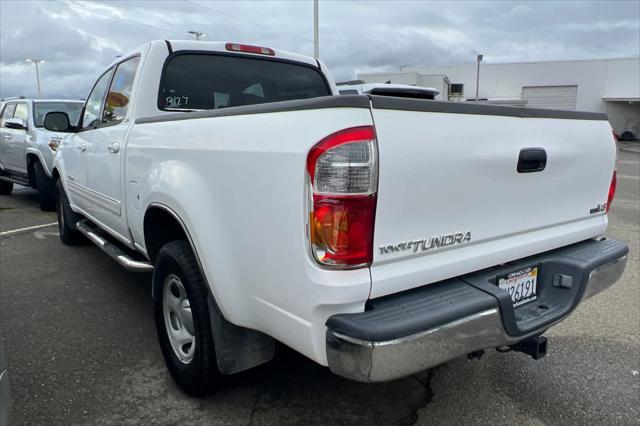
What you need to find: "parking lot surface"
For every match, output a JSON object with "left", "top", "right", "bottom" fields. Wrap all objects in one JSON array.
[{"left": 1, "top": 147, "right": 638, "bottom": 425}]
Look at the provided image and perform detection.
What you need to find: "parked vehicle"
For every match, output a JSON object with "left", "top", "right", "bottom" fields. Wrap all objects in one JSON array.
[
  {"left": 47, "top": 40, "right": 627, "bottom": 395},
  {"left": 337, "top": 80, "right": 439, "bottom": 99},
  {"left": 619, "top": 131, "right": 636, "bottom": 141},
  {"left": 0, "top": 98, "right": 84, "bottom": 209}
]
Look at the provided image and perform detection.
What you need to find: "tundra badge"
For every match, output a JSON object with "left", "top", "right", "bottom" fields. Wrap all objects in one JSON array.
[{"left": 379, "top": 231, "right": 471, "bottom": 255}]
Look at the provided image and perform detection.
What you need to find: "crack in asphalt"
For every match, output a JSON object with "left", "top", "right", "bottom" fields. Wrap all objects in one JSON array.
[
  {"left": 246, "top": 379, "right": 287, "bottom": 425},
  {"left": 401, "top": 369, "right": 436, "bottom": 426},
  {"left": 247, "top": 390, "right": 262, "bottom": 426}
]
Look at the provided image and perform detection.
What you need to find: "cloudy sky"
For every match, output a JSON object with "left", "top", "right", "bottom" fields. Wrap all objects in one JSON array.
[{"left": 1, "top": 0, "right": 638, "bottom": 99}]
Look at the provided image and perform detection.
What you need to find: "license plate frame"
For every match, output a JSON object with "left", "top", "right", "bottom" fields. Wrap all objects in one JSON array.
[{"left": 498, "top": 265, "right": 539, "bottom": 307}]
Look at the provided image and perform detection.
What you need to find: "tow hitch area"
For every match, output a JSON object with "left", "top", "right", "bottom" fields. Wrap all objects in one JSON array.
[{"left": 510, "top": 336, "right": 548, "bottom": 360}]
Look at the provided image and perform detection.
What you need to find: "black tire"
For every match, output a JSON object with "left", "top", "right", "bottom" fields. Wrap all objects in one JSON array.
[
  {"left": 153, "top": 240, "right": 219, "bottom": 395},
  {"left": 0, "top": 180, "right": 13, "bottom": 195},
  {"left": 56, "top": 179, "right": 84, "bottom": 245},
  {"left": 35, "top": 161, "right": 56, "bottom": 211}
]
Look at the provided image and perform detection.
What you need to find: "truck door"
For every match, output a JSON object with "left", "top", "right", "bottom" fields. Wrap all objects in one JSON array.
[
  {"left": 0, "top": 103, "right": 16, "bottom": 171},
  {"left": 63, "top": 68, "right": 114, "bottom": 215},
  {"left": 85, "top": 56, "right": 140, "bottom": 242},
  {"left": 1, "top": 102, "right": 29, "bottom": 173}
]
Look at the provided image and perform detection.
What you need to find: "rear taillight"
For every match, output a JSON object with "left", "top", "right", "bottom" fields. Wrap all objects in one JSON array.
[
  {"left": 306, "top": 126, "right": 378, "bottom": 268},
  {"left": 606, "top": 171, "right": 617, "bottom": 214}
]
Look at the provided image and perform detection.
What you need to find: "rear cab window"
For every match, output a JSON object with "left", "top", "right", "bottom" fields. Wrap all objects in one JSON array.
[{"left": 158, "top": 53, "right": 330, "bottom": 111}]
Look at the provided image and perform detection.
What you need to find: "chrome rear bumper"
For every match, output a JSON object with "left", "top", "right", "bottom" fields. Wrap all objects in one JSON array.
[
  {"left": 582, "top": 255, "right": 627, "bottom": 301},
  {"left": 326, "top": 240, "right": 627, "bottom": 383}
]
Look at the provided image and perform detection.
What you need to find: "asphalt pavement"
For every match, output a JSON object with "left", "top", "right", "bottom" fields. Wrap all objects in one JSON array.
[{"left": 0, "top": 146, "right": 638, "bottom": 425}]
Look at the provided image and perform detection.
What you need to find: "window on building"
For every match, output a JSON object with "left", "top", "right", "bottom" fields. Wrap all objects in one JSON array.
[{"left": 450, "top": 84, "right": 464, "bottom": 95}]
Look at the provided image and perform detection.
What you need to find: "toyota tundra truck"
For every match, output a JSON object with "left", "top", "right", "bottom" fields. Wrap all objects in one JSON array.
[{"left": 45, "top": 40, "right": 628, "bottom": 395}]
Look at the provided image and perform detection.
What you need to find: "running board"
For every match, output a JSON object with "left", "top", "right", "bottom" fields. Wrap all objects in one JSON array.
[
  {"left": 0, "top": 173, "right": 30, "bottom": 186},
  {"left": 76, "top": 220, "right": 153, "bottom": 273}
]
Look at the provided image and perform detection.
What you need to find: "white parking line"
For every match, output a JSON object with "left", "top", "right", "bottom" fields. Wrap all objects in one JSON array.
[
  {"left": 618, "top": 174, "right": 640, "bottom": 181},
  {"left": 0, "top": 222, "right": 58, "bottom": 237}
]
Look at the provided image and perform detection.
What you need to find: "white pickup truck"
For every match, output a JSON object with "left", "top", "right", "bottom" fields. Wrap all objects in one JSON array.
[{"left": 46, "top": 40, "right": 628, "bottom": 395}]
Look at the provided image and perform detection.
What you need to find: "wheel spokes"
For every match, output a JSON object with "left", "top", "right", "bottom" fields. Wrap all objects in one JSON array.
[
  {"left": 162, "top": 274, "right": 196, "bottom": 363},
  {"left": 179, "top": 301, "right": 194, "bottom": 335}
]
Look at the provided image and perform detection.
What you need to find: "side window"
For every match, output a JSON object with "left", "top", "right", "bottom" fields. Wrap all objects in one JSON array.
[
  {"left": 1, "top": 103, "right": 16, "bottom": 127},
  {"left": 213, "top": 92, "right": 230, "bottom": 109},
  {"left": 13, "top": 103, "right": 29, "bottom": 127},
  {"left": 242, "top": 83, "right": 264, "bottom": 98},
  {"left": 103, "top": 56, "right": 140, "bottom": 125},
  {"left": 82, "top": 69, "right": 114, "bottom": 130}
]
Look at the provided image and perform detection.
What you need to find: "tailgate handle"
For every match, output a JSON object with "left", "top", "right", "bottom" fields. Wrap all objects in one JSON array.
[{"left": 517, "top": 148, "right": 547, "bottom": 173}]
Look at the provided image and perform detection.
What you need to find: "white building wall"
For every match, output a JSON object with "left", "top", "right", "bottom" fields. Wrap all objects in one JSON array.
[
  {"left": 361, "top": 59, "right": 616, "bottom": 112},
  {"left": 604, "top": 58, "right": 640, "bottom": 100},
  {"left": 360, "top": 58, "right": 639, "bottom": 108},
  {"left": 359, "top": 57, "right": 640, "bottom": 135}
]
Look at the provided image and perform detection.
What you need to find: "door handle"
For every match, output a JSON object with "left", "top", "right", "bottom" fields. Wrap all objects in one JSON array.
[
  {"left": 79, "top": 142, "right": 87, "bottom": 152},
  {"left": 517, "top": 148, "right": 547, "bottom": 173},
  {"left": 107, "top": 142, "right": 120, "bottom": 153}
]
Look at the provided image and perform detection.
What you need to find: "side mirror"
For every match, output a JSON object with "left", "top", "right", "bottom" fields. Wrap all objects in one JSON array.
[
  {"left": 4, "top": 117, "right": 26, "bottom": 130},
  {"left": 43, "top": 111, "right": 72, "bottom": 132}
]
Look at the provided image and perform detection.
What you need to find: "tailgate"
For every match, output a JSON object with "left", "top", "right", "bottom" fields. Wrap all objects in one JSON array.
[{"left": 369, "top": 97, "right": 616, "bottom": 298}]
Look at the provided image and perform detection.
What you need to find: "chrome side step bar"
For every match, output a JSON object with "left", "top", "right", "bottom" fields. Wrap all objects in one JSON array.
[
  {"left": 76, "top": 220, "right": 153, "bottom": 273},
  {"left": 0, "top": 174, "right": 30, "bottom": 186}
]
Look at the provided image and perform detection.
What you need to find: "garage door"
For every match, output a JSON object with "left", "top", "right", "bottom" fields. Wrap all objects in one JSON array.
[{"left": 522, "top": 85, "right": 578, "bottom": 110}]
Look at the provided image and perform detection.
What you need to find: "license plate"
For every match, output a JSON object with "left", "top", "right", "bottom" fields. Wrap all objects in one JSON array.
[{"left": 498, "top": 266, "right": 538, "bottom": 307}]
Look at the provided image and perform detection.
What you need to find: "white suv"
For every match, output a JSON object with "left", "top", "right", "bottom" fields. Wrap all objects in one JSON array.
[{"left": 0, "top": 97, "right": 84, "bottom": 210}]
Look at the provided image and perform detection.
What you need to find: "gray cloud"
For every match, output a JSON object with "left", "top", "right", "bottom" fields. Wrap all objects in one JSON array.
[{"left": 1, "top": 0, "right": 638, "bottom": 99}]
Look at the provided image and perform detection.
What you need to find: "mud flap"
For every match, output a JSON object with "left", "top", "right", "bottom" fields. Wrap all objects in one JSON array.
[{"left": 207, "top": 297, "right": 276, "bottom": 374}]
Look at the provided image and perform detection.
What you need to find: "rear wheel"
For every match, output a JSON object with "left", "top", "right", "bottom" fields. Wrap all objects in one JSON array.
[
  {"left": 0, "top": 180, "right": 13, "bottom": 195},
  {"left": 153, "top": 240, "right": 220, "bottom": 395},
  {"left": 56, "top": 179, "right": 83, "bottom": 245},
  {"left": 35, "top": 161, "right": 55, "bottom": 211}
]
